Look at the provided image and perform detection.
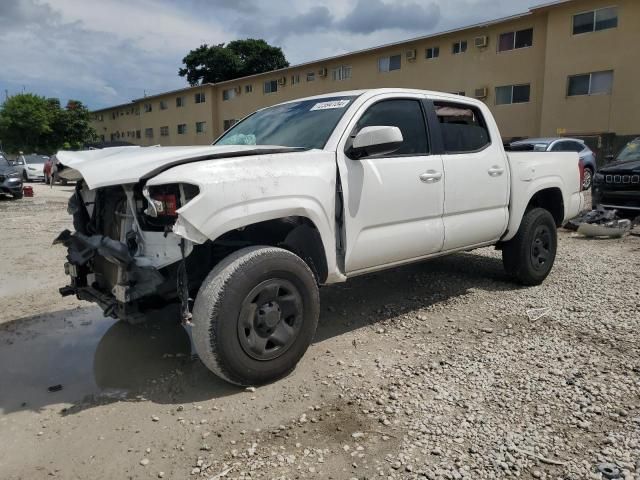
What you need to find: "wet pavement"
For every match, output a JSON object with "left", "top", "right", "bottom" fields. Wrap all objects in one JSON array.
[{"left": 0, "top": 306, "right": 194, "bottom": 414}]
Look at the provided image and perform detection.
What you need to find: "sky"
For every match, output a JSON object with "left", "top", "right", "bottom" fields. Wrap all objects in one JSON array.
[{"left": 0, "top": 0, "right": 537, "bottom": 110}]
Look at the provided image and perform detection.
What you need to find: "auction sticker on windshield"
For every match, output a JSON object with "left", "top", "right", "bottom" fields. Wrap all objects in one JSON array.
[{"left": 310, "top": 100, "right": 351, "bottom": 111}]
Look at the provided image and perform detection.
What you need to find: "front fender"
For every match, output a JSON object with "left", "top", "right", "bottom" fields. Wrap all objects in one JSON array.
[{"left": 146, "top": 151, "right": 344, "bottom": 282}]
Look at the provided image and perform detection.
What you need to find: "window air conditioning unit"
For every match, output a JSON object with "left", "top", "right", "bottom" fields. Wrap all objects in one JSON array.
[
  {"left": 474, "top": 87, "right": 488, "bottom": 99},
  {"left": 474, "top": 36, "right": 489, "bottom": 48},
  {"left": 278, "top": 76, "right": 287, "bottom": 86},
  {"left": 318, "top": 67, "right": 328, "bottom": 77},
  {"left": 406, "top": 49, "right": 417, "bottom": 61}
]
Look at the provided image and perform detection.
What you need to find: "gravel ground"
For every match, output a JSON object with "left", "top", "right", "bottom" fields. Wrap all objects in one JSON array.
[{"left": 0, "top": 185, "right": 638, "bottom": 480}]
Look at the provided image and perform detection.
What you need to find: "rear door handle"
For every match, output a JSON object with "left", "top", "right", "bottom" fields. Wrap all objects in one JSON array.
[
  {"left": 488, "top": 166, "right": 505, "bottom": 177},
  {"left": 419, "top": 170, "right": 443, "bottom": 183}
]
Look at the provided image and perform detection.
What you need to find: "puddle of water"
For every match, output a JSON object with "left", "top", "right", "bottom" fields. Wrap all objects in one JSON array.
[{"left": 0, "top": 307, "right": 192, "bottom": 414}]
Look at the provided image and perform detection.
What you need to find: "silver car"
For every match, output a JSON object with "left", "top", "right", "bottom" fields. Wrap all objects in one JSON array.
[{"left": 510, "top": 137, "right": 597, "bottom": 190}]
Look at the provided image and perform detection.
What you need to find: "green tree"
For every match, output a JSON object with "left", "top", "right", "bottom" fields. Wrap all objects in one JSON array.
[
  {"left": 0, "top": 94, "right": 53, "bottom": 152},
  {"left": 0, "top": 94, "right": 96, "bottom": 153},
  {"left": 179, "top": 38, "right": 289, "bottom": 86},
  {"left": 59, "top": 100, "right": 97, "bottom": 150}
]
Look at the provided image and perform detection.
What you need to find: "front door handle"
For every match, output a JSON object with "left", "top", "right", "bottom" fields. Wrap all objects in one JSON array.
[
  {"left": 488, "top": 165, "right": 505, "bottom": 177},
  {"left": 419, "top": 170, "right": 443, "bottom": 183}
]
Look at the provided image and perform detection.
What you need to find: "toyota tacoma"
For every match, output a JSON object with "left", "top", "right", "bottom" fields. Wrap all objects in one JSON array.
[{"left": 55, "top": 89, "right": 583, "bottom": 386}]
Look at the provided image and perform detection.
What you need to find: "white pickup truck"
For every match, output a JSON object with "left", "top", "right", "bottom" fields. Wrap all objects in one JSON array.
[{"left": 56, "top": 89, "right": 583, "bottom": 386}]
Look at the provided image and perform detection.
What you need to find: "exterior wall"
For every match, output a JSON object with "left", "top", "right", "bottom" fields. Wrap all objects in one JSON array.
[
  {"left": 136, "top": 85, "right": 216, "bottom": 146},
  {"left": 539, "top": 0, "right": 640, "bottom": 137},
  {"left": 91, "top": 0, "right": 639, "bottom": 152},
  {"left": 214, "top": 13, "right": 548, "bottom": 139}
]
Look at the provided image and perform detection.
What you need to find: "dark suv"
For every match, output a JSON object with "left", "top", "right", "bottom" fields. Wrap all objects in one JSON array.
[
  {"left": 592, "top": 138, "right": 640, "bottom": 214},
  {"left": 0, "top": 154, "right": 24, "bottom": 199}
]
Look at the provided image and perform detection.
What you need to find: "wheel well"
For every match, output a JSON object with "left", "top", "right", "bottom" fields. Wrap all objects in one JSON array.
[
  {"left": 527, "top": 188, "right": 564, "bottom": 226},
  {"left": 211, "top": 216, "right": 328, "bottom": 283}
]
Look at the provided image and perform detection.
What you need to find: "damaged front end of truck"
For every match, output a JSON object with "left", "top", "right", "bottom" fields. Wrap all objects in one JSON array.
[
  {"left": 55, "top": 180, "right": 200, "bottom": 323},
  {"left": 53, "top": 145, "right": 316, "bottom": 324}
]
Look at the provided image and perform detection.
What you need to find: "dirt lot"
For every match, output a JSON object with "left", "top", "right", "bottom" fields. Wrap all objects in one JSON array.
[{"left": 0, "top": 183, "right": 638, "bottom": 480}]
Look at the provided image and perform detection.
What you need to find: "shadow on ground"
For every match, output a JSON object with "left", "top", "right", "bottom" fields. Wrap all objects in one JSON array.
[{"left": 0, "top": 250, "right": 517, "bottom": 415}]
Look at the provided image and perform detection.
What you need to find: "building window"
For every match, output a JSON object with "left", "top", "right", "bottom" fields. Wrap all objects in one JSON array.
[
  {"left": 144, "top": 128, "right": 153, "bottom": 138},
  {"left": 223, "top": 119, "right": 238, "bottom": 131},
  {"left": 196, "top": 121, "right": 206, "bottom": 133},
  {"left": 136, "top": 130, "right": 141, "bottom": 139},
  {"left": 306, "top": 72, "right": 315, "bottom": 82},
  {"left": 245, "top": 84, "right": 253, "bottom": 93},
  {"left": 452, "top": 40, "right": 467, "bottom": 54},
  {"left": 498, "top": 28, "right": 533, "bottom": 52},
  {"left": 143, "top": 103, "right": 152, "bottom": 113},
  {"left": 495, "top": 84, "right": 531, "bottom": 105},
  {"left": 452, "top": 91, "right": 466, "bottom": 96},
  {"left": 263, "top": 80, "right": 278, "bottom": 94},
  {"left": 177, "top": 123, "right": 187, "bottom": 134},
  {"left": 291, "top": 74, "right": 301, "bottom": 85},
  {"left": 378, "top": 55, "right": 401, "bottom": 72},
  {"left": 159, "top": 100, "right": 168, "bottom": 110},
  {"left": 160, "top": 126, "right": 169, "bottom": 137},
  {"left": 425, "top": 47, "right": 440, "bottom": 59},
  {"left": 573, "top": 7, "right": 618, "bottom": 35},
  {"left": 332, "top": 65, "right": 352, "bottom": 81},
  {"left": 567, "top": 70, "right": 613, "bottom": 96},
  {"left": 222, "top": 88, "right": 236, "bottom": 101},
  {"left": 194, "top": 92, "right": 206, "bottom": 104},
  {"left": 176, "top": 96, "right": 185, "bottom": 107}
]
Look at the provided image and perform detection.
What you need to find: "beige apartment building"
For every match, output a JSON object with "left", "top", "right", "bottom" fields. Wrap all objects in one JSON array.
[{"left": 91, "top": 0, "right": 640, "bottom": 159}]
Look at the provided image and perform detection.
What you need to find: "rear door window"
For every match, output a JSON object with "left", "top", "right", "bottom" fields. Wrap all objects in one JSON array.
[{"left": 433, "top": 102, "right": 491, "bottom": 153}]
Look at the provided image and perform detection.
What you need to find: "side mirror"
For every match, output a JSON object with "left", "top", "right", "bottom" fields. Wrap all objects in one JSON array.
[{"left": 347, "top": 126, "right": 403, "bottom": 159}]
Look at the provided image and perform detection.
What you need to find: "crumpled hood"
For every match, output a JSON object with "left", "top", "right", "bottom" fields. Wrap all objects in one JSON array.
[{"left": 57, "top": 145, "right": 302, "bottom": 189}]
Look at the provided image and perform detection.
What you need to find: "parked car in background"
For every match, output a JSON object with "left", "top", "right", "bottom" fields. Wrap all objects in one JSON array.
[
  {"left": 510, "top": 138, "right": 596, "bottom": 190},
  {"left": 16, "top": 154, "right": 48, "bottom": 182},
  {"left": 592, "top": 137, "right": 640, "bottom": 214},
  {"left": 0, "top": 154, "right": 24, "bottom": 199},
  {"left": 44, "top": 155, "right": 68, "bottom": 185}
]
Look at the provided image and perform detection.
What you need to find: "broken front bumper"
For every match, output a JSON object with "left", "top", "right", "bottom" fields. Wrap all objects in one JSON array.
[{"left": 55, "top": 229, "right": 166, "bottom": 321}]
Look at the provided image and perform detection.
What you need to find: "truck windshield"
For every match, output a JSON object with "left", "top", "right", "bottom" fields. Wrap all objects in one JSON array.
[
  {"left": 215, "top": 96, "right": 358, "bottom": 150},
  {"left": 616, "top": 139, "right": 640, "bottom": 162}
]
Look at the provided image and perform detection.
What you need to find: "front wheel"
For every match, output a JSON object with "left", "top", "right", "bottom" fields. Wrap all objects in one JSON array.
[
  {"left": 502, "top": 208, "right": 557, "bottom": 286},
  {"left": 192, "top": 246, "right": 320, "bottom": 386}
]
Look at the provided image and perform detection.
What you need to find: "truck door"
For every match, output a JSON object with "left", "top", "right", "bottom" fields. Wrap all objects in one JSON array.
[
  {"left": 336, "top": 95, "right": 445, "bottom": 274},
  {"left": 428, "top": 100, "right": 509, "bottom": 250}
]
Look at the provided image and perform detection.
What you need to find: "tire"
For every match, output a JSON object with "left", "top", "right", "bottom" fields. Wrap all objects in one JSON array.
[
  {"left": 582, "top": 167, "right": 593, "bottom": 190},
  {"left": 12, "top": 191, "right": 23, "bottom": 200},
  {"left": 192, "top": 246, "right": 320, "bottom": 386},
  {"left": 502, "top": 208, "right": 557, "bottom": 286},
  {"left": 22, "top": 171, "right": 28, "bottom": 182}
]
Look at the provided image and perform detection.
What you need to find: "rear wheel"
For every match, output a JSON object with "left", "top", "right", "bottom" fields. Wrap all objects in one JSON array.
[
  {"left": 192, "top": 246, "right": 319, "bottom": 386},
  {"left": 583, "top": 167, "right": 593, "bottom": 190},
  {"left": 502, "top": 208, "right": 557, "bottom": 286},
  {"left": 12, "top": 190, "right": 23, "bottom": 200}
]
